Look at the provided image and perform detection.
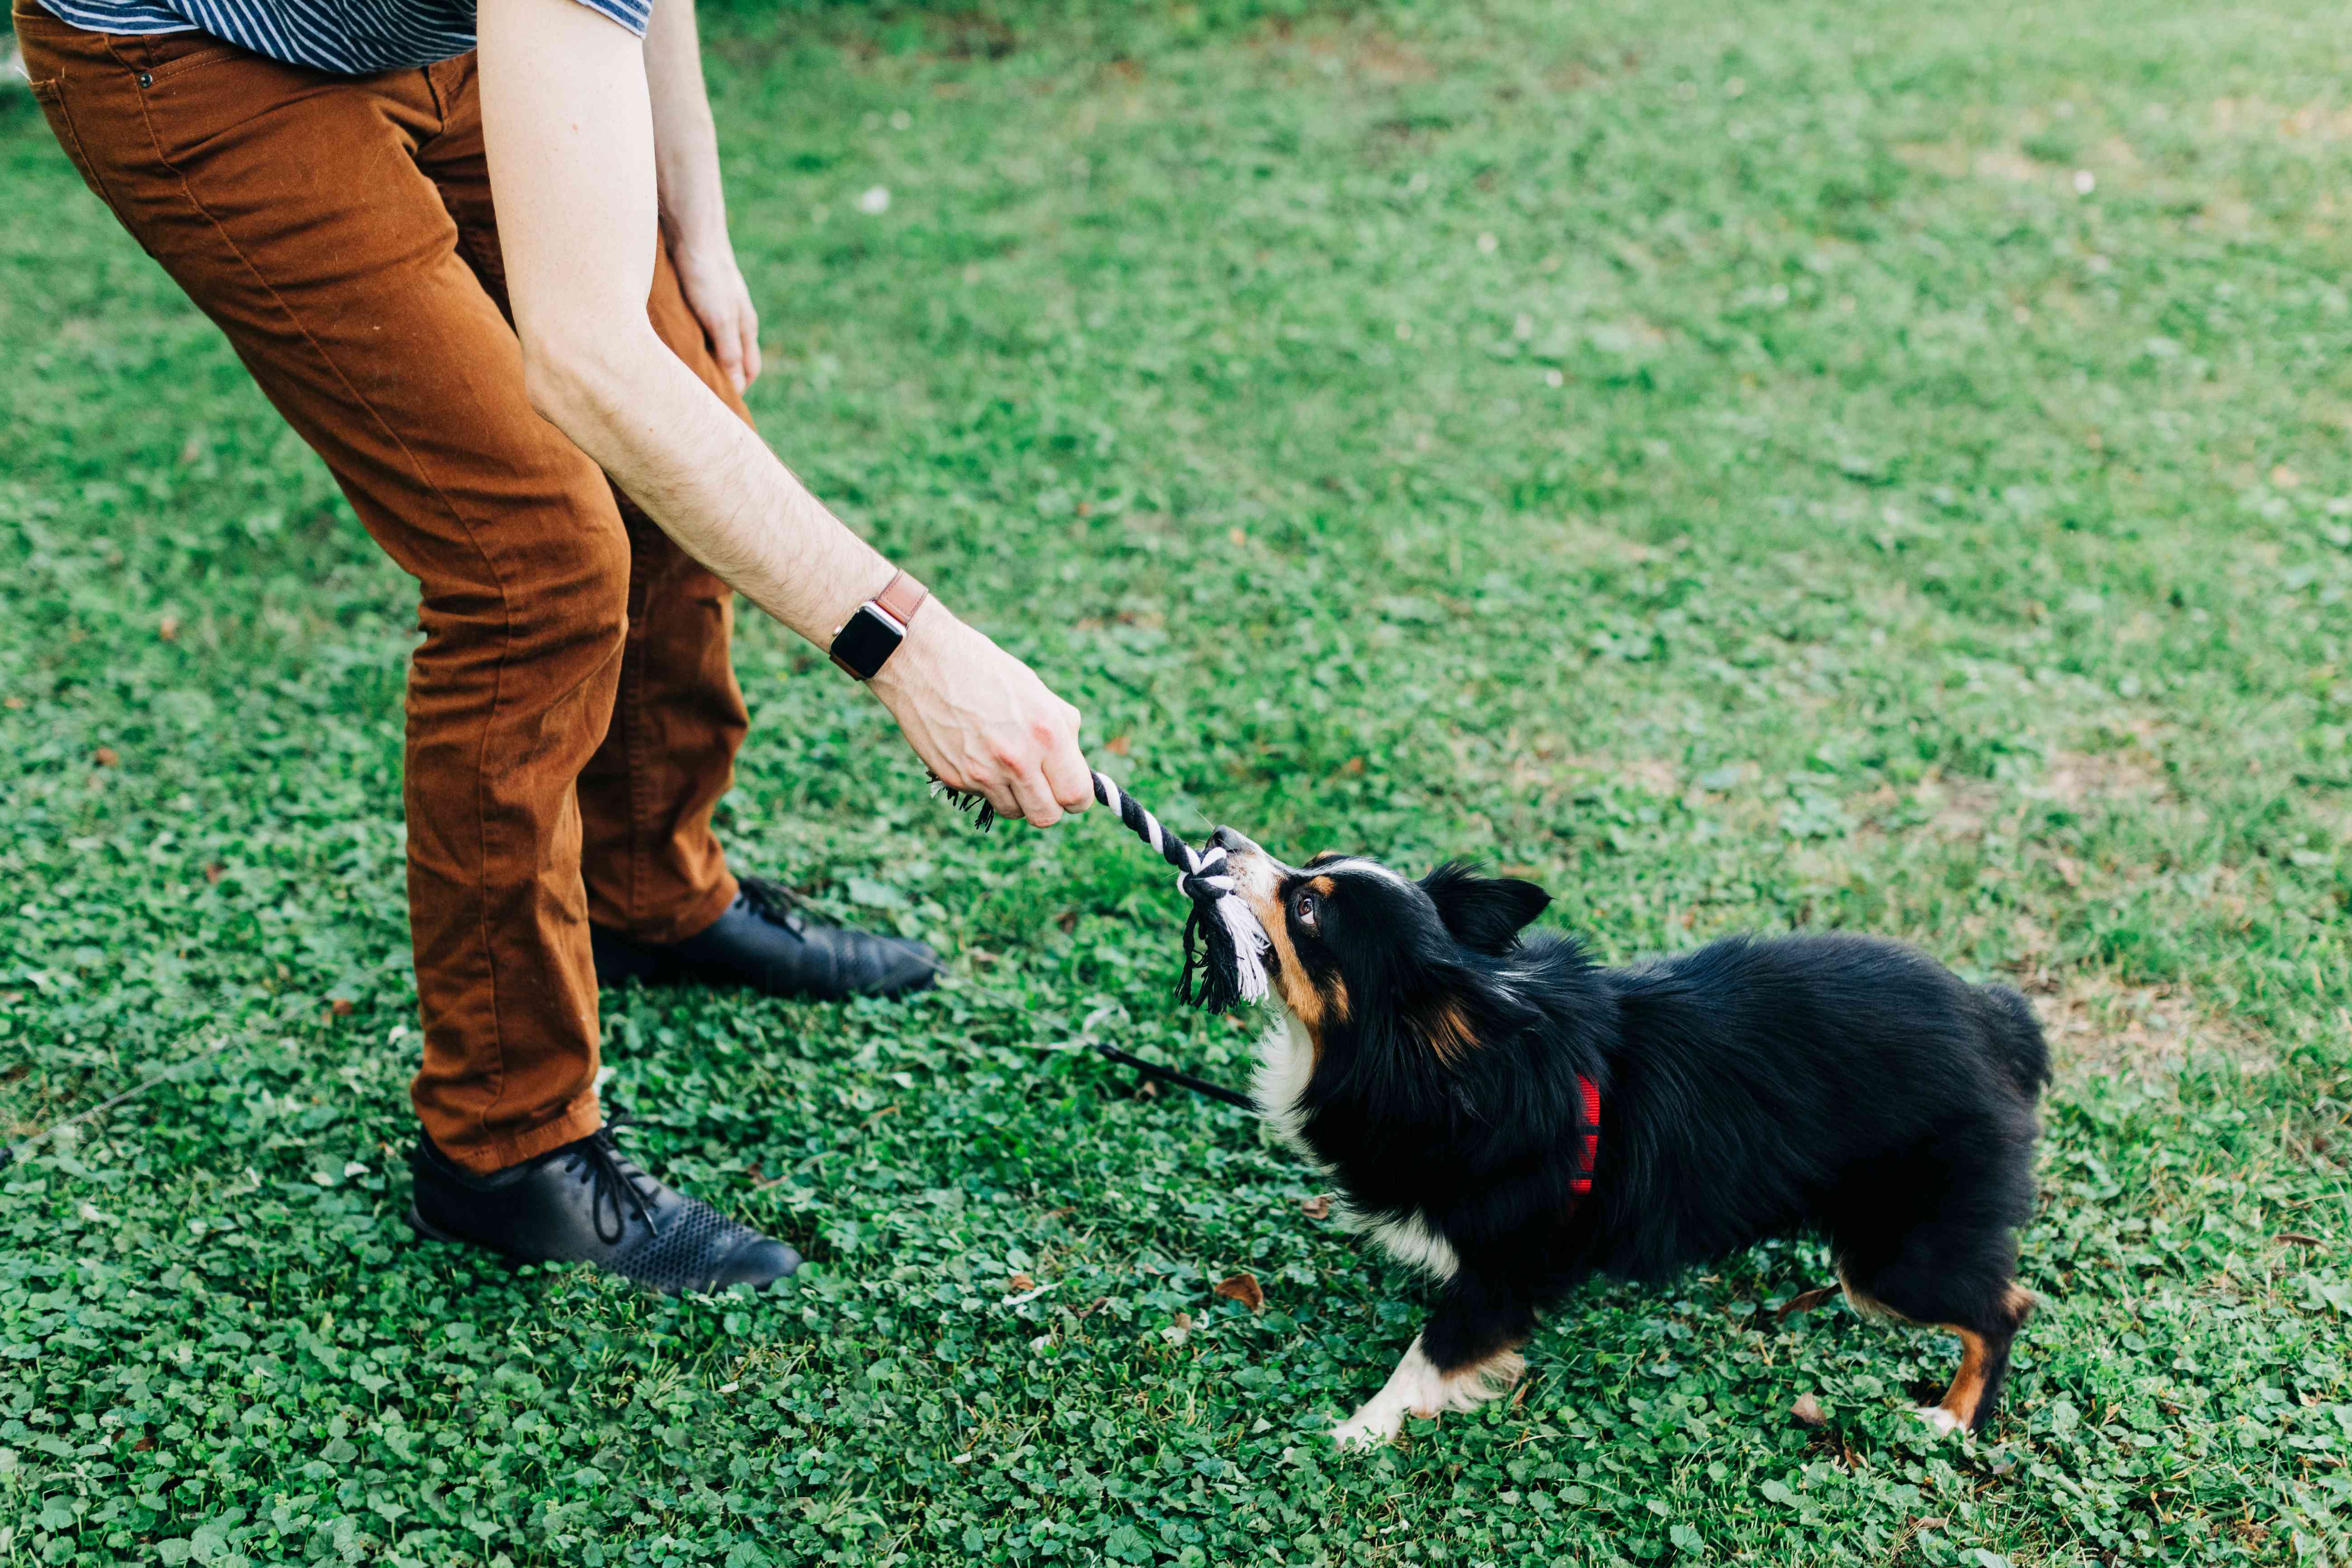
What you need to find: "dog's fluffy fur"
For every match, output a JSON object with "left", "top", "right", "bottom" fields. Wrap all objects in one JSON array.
[{"left": 1211, "top": 832, "right": 2049, "bottom": 1448}]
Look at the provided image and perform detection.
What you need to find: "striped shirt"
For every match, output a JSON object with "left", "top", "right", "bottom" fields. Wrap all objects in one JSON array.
[{"left": 33, "top": 0, "right": 650, "bottom": 75}]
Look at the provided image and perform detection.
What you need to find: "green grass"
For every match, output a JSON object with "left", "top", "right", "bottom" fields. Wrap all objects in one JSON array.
[{"left": 5, "top": 0, "right": 2352, "bottom": 1561}]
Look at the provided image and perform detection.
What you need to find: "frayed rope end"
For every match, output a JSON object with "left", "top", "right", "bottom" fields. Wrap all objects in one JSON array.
[
  {"left": 1176, "top": 886, "right": 1273, "bottom": 1013},
  {"left": 929, "top": 776, "right": 997, "bottom": 832}
]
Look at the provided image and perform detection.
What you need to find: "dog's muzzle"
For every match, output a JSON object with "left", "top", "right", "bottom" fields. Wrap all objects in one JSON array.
[{"left": 1207, "top": 826, "right": 1283, "bottom": 902}]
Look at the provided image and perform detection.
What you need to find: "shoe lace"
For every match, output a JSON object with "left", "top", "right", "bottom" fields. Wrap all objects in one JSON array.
[
  {"left": 562, "top": 1113, "right": 663, "bottom": 1246},
  {"left": 738, "top": 876, "right": 810, "bottom": 937}
]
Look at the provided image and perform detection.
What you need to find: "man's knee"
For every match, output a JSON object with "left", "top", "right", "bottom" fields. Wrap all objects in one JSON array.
[{"left": 414, "top": 518, "right": 634, "bottom": 694}]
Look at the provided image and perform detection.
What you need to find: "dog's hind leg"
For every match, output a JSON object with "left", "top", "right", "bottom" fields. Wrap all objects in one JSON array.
[
  {"left": 1332, "top": 1273, "right": 1534, "bottom": 1450},
  {"left": 1827, "top": 1104, "right": 2042, "bottom": 1438},
  {"left": 1928, "top": 1281, "right": 2034, "bottom": 1435},
  {"left": 1840, "top": 1242, "right": 2035, "bottom": 1437}
]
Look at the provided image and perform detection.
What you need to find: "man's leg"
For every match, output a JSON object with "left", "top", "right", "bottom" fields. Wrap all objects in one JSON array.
[
  {"left": 14, "top": 12, "right": 623, "bottom": 1173},
  {"left": 403, "top": 69, "right": 747, "bottom": 943},
  {"left": 579, "top": 259, "right": 755, "bottom": 943},
  {"left": 577, "top": 482, "right": 748, "bottom": 945}
]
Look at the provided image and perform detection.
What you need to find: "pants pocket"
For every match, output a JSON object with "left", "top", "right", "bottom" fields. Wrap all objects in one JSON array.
[
  {"left": 26, "top": 76, "right": 133, "bottom": 232},
  {"left": 136, "top": 34, "right": 242, "bottom": 80}
]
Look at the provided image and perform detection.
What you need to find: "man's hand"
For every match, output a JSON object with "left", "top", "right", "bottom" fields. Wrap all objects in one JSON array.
[
  {"left": 670, "top": 236, "right": 761, "bottom": 394},
  {"left": 870, "top": 606, "right": 1093, "bottom": 828}
]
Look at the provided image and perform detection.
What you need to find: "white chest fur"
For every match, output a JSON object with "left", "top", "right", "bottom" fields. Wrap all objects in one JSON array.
[
  {"left": 1250, "top": 1015, "right": 1461, "bottom": 1283},
  {"left": 1251, "top": 1014, "right": 1319, "bottom": 1155}
]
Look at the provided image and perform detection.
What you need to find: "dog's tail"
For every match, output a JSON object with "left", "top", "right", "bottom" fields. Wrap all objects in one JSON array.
[{"left": 1974, "top": 983, "right": 2052, "bottom": 1100}]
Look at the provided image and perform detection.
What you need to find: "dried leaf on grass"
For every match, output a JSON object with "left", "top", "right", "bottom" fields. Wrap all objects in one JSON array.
[
  {"left": 1777, "top": 1285, "right": 1841, "bottom": 1322},
  {"left": 1213, "top": 1272, "right": 1265, "bottom": 1312}
]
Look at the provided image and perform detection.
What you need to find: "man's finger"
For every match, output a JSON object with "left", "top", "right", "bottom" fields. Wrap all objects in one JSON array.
[
  {"left": 710, "top": 325, "right": 745, "bottom": 393},
  {"left": 1042, "top": 736, "right": 1093, "bottom": 813},
  {"left": 740, "top": 308, "right": 763, "bottom": 387},
  {"left": 976, "top": 780, "right": 1023, "bottom": 821},
  {"left": 1009, "top": 768, "right": 1063, "bottom": 829}
]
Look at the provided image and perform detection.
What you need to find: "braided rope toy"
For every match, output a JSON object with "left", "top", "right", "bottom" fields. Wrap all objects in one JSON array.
[{"left": 932, "top": 770, "right": 1272, "bottom": 1012}]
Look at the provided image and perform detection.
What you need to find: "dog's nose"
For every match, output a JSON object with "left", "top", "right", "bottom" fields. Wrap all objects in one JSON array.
[{"left": 1209, "top": 825, "right": 1253, "bottom": 855}]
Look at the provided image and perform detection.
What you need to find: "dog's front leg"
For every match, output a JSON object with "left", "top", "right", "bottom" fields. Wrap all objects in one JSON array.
[{"left": 1333, "top": 1276, "right": 1534, "bottom": 1449}]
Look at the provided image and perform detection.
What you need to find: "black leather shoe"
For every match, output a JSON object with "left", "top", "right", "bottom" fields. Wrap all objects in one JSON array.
[
  {"left": 591, "top": 877, "right": 938, "bottom": 1000},
  {"left": 407, "top": 1120, "right": 799, "bottom": 1294}
]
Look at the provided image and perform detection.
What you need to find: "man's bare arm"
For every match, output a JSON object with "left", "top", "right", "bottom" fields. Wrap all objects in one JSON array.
[{"left": 475, "top": 0, "right": 1090, "bottom": 826}]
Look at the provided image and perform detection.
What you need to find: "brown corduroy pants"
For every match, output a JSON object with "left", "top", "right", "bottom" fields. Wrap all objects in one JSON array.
[{"left": 17, "top": 5, "right": 751, "bottom": 1173}]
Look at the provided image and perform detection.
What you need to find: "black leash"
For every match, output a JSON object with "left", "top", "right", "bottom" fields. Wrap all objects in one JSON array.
[{"left": 1089, "top": 1042, "right": 1256, "bottom": 1111}]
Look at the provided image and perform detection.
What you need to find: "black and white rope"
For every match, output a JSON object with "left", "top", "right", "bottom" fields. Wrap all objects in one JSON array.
[
  {"left": 929, "top": 769, "right": 1273, "bottom": 1012},
  {"left": 1086, "top": 771, "right": 1272, "bottom": 1010}
]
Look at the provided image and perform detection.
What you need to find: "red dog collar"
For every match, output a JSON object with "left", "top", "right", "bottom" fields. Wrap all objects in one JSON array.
[{"left": 1569, "top": 1074, "right": 1600, "bottom": 1200}]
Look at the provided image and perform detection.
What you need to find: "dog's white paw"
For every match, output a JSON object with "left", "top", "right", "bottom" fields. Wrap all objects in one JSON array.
[
  {"left": 1912, "top": 1405, "right": 1966, "bottom": 1438},
  {"left": 1330, "top": 1406, "right": 1404, "bottom": 1450}
]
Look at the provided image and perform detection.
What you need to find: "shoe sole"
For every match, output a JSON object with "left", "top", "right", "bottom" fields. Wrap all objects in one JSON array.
[
  {"left": 404, "top": 1204, "right": 559, "bottom": 1280},
  {"left": 616, "top": 958, "right": 936, "bottom": 1001},
  {"left": 408, "top": 1202, "right": 792, "bottom": 1296}
]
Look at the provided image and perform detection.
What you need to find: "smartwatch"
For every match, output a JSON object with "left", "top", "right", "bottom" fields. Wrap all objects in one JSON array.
[{"left": 828, "top": 569, "right": 929, "bottom": 680}]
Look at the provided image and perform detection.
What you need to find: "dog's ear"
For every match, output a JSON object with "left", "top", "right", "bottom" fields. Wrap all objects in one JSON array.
[{"left": 1420, "top": 861, "right": 1551, "bottom": 954}]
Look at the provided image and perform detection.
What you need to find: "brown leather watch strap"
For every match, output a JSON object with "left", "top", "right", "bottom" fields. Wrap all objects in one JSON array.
[{"left": 874, "top": 568, "right": 928, "bottom": 629}]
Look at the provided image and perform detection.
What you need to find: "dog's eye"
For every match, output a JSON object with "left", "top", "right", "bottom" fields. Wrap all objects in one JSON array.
[{"left": 1293, "top": 891, "right": 1319, "bottom": 930}]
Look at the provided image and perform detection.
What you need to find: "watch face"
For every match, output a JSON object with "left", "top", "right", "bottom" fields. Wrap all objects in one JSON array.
[{"left": 832, "top": 605, "right": 905, "bottom": 678}]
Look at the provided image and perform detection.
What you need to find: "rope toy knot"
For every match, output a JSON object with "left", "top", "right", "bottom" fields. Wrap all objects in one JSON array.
[{"left": 1173, "top": 846, "right": 1232, "bottom": 901}]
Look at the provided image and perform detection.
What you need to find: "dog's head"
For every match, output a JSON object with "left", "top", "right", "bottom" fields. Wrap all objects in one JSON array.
[{"left": 1210, "top": 828, "right": 1551, "bottom": 1067}]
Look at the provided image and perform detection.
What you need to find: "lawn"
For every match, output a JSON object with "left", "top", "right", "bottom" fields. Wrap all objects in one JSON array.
[{"left": 4, "top": 0, "right": 2351, "bottom": 1561}]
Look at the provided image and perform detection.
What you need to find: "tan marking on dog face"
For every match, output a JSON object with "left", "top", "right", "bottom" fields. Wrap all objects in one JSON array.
[
  {"left": 1224, "top": 846, "right": 1337, "bottom": 1035},
  {"left": 1259, "top": 908, "right": 1324, "bottom": 1034},
  {"left": 2001, "top": 1284, "right": 2037, "bottom": 1324},
  {"left": 1253, "top": 893, "right": 1349, "bottom": 1042}
]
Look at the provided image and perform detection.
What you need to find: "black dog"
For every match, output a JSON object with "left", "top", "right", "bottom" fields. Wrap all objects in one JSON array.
[{"left": 1209, "top": 830, "right": 2048, "bottom": 1448}]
